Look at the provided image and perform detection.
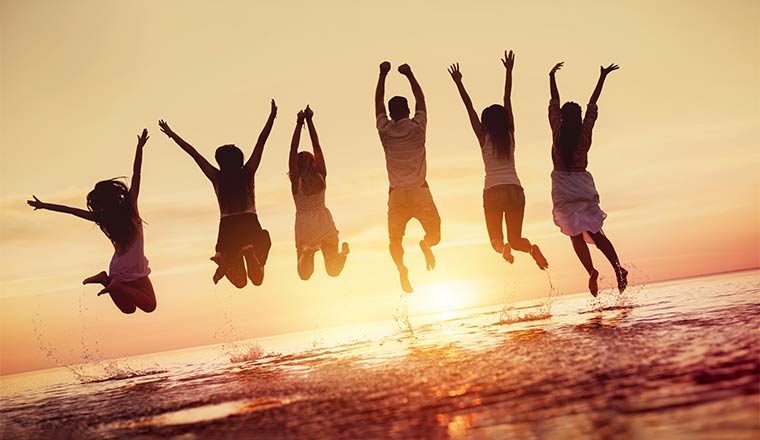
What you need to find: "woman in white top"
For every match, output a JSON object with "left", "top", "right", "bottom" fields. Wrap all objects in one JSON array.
[
  {"left": 28, "top": 129, "right": 156, "bottom": 314},
  {"left": 159, "top": 100, "right": 276, "bottom": 288},
  {"left": 288, "top": 105, "right": 349, "bottom": 280},
  {"left": 448, "top": 51, "right": 547, "bottom": 269}
]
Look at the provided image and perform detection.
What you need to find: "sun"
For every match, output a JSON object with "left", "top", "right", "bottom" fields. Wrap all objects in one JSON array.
[{"left": 412, "top": 280, "right": 476, "bottom": 319}]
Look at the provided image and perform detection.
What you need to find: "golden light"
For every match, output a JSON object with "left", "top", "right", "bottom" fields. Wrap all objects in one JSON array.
[{"left": 410, "top": 280, "right": 477, "bottom": 320}]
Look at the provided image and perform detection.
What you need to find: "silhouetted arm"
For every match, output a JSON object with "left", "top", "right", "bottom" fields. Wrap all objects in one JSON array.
[
  {"left": 447, "top": 63, "right": 484, "bottom": 145},
  {"left": 289, "top": 110, "right": 305, "bottom": 189},
  {"left": 158, "top": 120, "right": 219, "bottom": 183},
  {"left": 304, "top": 105, "right": 327, "bottom": 177},
  {"left": 27, "top": 196, "right": 95, "bottom": 222},
  {"left": 398, "top": 64, "right": 426, "bottom": 113},
  {"left": 246, "top": 99, "right": 277, "bottom": 173},
  {"left": 549, "top": 62, "right": 563, "bottom": 101},
  {"left": 375, "top": 61, "right": 390, "bottom": 117},
  {"left": 502, "top": 50, "right": 515, "bottom": 129},
  {"left": 589, "top": 63, "right": 619, "bottom": 105},
  {"left": 129, "top": 128, "right": 149, "bottom": 205}
]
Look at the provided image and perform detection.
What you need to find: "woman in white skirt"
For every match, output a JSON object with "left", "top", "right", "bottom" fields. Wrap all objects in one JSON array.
[
  {"left": 548, "top": 62, "right": 627, "bottom": 296},
  {"left": 288, "top": 105, "right": 349, "bottom": 280}
]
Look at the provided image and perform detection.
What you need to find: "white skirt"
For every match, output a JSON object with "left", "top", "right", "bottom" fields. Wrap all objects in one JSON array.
[{"left": 551, "top": 170, "right": 607, "bottom": 243}]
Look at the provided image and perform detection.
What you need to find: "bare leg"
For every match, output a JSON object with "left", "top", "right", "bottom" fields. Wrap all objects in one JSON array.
[
  {"left": 571, "top": 234, "right": 599, "bottom": 296},
  {"left": 297, "top": 249, "right": 316, "bottom": 281},
  {"left": 243, "top": 245, "right": 264, "bottom": 286},
  {"left": 390, "top": 239, "right": 412, "bottom": 293},
  {"left": 322, "top": 236, "right": 349, "bottom": 277},
  {"left": 588, "top": 231, "right": 628, "bottom": 293},
  {"left": 83, "top": 271, "right": 110, "bottom": 286},
  {"left": 419, "top": 240, "right": 436, "bottom": 271},
  {"left": 98, "top": 276, "right": 156, "bottom": 313}
]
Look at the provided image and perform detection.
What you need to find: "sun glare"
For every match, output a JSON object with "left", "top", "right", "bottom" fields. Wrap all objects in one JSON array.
[{"left": 412, "top": 281, "right": 476, "bottom": 320}]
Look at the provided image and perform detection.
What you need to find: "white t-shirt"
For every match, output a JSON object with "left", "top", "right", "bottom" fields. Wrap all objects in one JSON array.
[
  {"left": 481, "top": 132, "right": 521, "bottom": 189},
  {"left": 376, "top": 110, "right": 428, "bottom": 190}
]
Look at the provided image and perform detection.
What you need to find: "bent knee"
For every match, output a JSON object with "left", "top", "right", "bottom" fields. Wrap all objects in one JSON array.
[
  {"left": 229, "top": 276, "right": 248, "bottom": 289},
  {"left": 142, "top": 302, "right": 157, "bottom": 313},
  {"left": 119, "top": 306, "right": 137, "bottom": 315},
  {"left": 424, "top": 233, "right": 441, "bottom": 247}
]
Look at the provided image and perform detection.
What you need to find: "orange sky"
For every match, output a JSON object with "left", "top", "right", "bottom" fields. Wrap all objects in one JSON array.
[{"left": 1, "top": 0, "right": 758, "bottom": 375}]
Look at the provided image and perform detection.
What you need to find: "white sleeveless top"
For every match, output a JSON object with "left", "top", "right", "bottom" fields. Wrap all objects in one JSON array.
[
  {"left": 481, "top": 132, "right": 521, "bottom": 189},
  {"left": 109, "top": 221, "right": 151, "bottom": 282}
]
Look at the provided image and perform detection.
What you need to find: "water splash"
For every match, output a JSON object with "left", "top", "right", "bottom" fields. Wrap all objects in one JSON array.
[
  {"left": 393, "top": 293, "right": 415, "bottom": 337},
  {"left": 227, "top": 342, "right": 265, "bottom": 363},
  {"left": 585, "top": 262, "right": 650, "bottom": 312},
  {"left": 498, "top": 270, "right": 555, "bottom": 324}
]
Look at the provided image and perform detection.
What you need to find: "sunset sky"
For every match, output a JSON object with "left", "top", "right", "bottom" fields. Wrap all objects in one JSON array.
[{"left": 1, "top": 0, "right": 758, "bottom": 375}]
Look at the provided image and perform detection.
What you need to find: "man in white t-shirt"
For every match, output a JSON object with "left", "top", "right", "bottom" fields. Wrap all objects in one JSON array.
[{"left": 374, "top": 61, "right": 441, "bottom": 293}]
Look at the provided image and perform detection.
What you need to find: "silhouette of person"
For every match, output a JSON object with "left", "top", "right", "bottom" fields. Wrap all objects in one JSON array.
[
  {"left": 28, "top": 129, "right": 157, "bottom": 314},
  {"left": 548, "top": 62, "right": 628, "bottom": 296},
  {"left": 448, "top": 50, "right": 548, "bottom": 270},
  {"left": 374, "top": 61, "right": 441, "bottom": 293},
  {"left": 288, "top": 105, "right": 349, "bottom": 280},
  {"left": 158, "top": 100, "right": 276, "bottom": 288}
]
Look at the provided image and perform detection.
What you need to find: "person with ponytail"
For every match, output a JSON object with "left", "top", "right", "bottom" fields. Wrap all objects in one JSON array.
[
  {"left": 548, "top": 62, "right": 628, "bottom": 296},
  {"left": 448, "top": 50, "right": 548, "bottom": 269},
  {"left": 159, "top": 100, "right": 276, "bottom": 288},
  {"left": 288, "top": 105, "right": 349, "bottom": 280},
  {"left": 28, "top": 129, "right": 156, "bottom": 314}
]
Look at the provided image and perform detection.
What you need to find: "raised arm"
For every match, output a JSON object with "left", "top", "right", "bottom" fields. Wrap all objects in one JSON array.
[
  {"left": 27, "top": 195, "right": 95, "bottom": 222},
  {"left": 398, "top": 64, "right": 426, "bottom": 113},
  {"left": 501, "top": 50, "right": 515, "bottom": 128},
  {"left": 289, "top": 110, "right": 305, "bottom": 187},
  {"left": 304, "top": 105, "right": 327, "bottom": 176},
  {"left": 589, "top": 63, "right": 619, "bottom": 105},
  {"left": 129, "top": 128, "right": 149, "bottom": 204},
  {"left": 246, "top": 99, "right": 277, "bottom": 172},
  {"left": 158, "top": 120, "right": 218, "bottom": 183},
  {"left": 447, "top": 63, "right": 483, "bottom": 145},
  {"left": 549, "top": 62, "right": 563, "bottom": 101},
  {"left": 375, "top": 61, "right": 390, "bottom": 117}
]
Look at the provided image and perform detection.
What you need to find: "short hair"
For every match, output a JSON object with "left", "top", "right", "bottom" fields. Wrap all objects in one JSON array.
[
  {"left": 215, "top": 144, "right": 244, "bottom": 171},
  {"left": 388, "top": 96, "right": 409, "bottom": 120}
]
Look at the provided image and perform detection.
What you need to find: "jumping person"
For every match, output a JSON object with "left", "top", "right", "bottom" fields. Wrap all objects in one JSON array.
[
  {"left": 548, "top": 62, "right": 628, "bottom": 296},
  {"left": 158, "top": 100, "right": 276, "bottom": 288},
  {"left": 375, "top": 61, "right": 441, "bottom": 293},
  {"left": 448, "top": 50, "right": 548, "bottom": 269},
  {"left": 288, "top": 105, "right": 349, "bottom": 280},
  {"left": 27, "top": 129, "right": 156, "bottom": 314}
]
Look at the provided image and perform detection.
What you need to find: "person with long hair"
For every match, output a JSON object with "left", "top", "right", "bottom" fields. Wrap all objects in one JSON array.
[
  {"left": 288, "top": 105, "right": 349, "bottom": 280},
  {"left": 375, "top": 61, "right": 441, "bottom": 293},
  {"left": 158, "top": 100, "right": 276, "bottom": 288},
  {"left": 27, "top": 129, "right": 156, "bottom": 314},
  {"left": 448, "top": 50, "right": 548, "bottom": 269},
  {"left": 548, "top": 62, "right": 628, "bottom": 296}
]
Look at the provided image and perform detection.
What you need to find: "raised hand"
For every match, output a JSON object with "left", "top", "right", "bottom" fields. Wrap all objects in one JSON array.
[
  {"left": 398, "top": 63, "right": 412, "bottom": 76},
  {"left": 550, "top": 62, "right": 564, "bottom": 76},
  {"left": 158, "top": 120, "right": 174, "bottom": 137},
  {"left": 304, "top": 105, "right": 313, "bottom": 120},
  {"left": 447, "top": 63, "right": 462, "bottom": 82},
  {"left": 501, "top": 50, "right": 515, "bottom": 71},
  {"left": 600, "top": 63, "right": 619, "bottom": 76},
  {"left": 379, "top": 61, "right": 391, "bottom": 75},
  {"left": 136, "top": 128, "right": 149, "bottom": 148},
  {"left": 27, "top": 195, "right": 44, "bottom": 210},
  {"left": 297, "top": 110, "right": 305, "bottom": 124},
  {"left": 270, "top": 99, "right": 278, "bottom": 117}
]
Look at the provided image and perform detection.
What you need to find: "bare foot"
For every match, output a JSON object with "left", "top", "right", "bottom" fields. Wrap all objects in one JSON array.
[
  {"left": 83, "top": 271, "right": 109, "bottom": 286},
  {"left": 341, "top": 242, "right": 350, "bottom": 256},
  {"left": 419, "top": 240, "right": 436, "bottom": 270},
  {"left": 530, "top": 245, "right": 548, "bottom": 270},
  {"left": 210, "top": 252, "right": 223, "bottom": 265},
  {"left": 97, "top": 279, "right": 120, "bottom": 296},
  {"left": 502, "top": 244, "right": 514, "bottom": 264},
  {"left": 398, "top": 266, "right": 413, "bottom": 293},
  {"left": 589, "top": 269, "right": 599, "bottom": 297},
  {"left": 212, "top": 266, "right": 225, "bottom": 284},
  {"left": 616, "top": 266, "right": 629, "bottom": 293}
]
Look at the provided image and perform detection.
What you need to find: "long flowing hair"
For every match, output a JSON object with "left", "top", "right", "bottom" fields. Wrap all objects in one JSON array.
[
  {"left": 558, "top": 102, "right": 582, "bottom": 168},
  {"left": 481, "top": 104, "right": 513, "bottom": 160},
  {"left": 86, "top": 179, "right": 140, "bottom": 249},
  {"left": 215, "top": 144, "right": 253, "bottom": 213}
]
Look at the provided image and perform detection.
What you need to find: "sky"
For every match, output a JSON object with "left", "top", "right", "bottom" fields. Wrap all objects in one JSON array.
[{"left": 1, "top": 0, "right": 758, "bottom": 375}]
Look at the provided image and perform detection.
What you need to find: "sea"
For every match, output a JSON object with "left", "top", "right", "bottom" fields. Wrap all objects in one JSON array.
[{"left": 1, "top": 270, "right": 758, "bottom": 439}]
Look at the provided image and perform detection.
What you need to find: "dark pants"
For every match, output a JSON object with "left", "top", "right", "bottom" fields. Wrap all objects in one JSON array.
[
  {"left": 216, "top": 213, "right": 271, "bottom": 265},
  {"left": 483, "top": 184, "right": 530, "bottom": 252}
]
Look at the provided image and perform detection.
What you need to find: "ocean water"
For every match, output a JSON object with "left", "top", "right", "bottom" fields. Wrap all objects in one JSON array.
[{"left": 1, "top": 270, "right": 758, "bottom": 439}]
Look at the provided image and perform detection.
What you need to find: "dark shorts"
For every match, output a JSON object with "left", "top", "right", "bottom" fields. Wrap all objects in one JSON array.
[
  {"left": 483, "top": 184, "right": 529, "bottom": 250},
  {"left": 216, "top": 213, "right": 271, "bottom": 265}
]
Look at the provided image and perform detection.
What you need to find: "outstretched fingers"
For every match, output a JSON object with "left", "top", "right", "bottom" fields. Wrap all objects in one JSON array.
[
  {"left": 447, "top": 63, "right": 462, "bottom": 81},
  {"left": 501, "top": 49, "right": 515, "bottom": 69},
  {"left": 601, "top": 63, "right": 620, "bottom": 75},
  {"left": 550, "top": 62, "right": 564, "bottom": 75}
]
